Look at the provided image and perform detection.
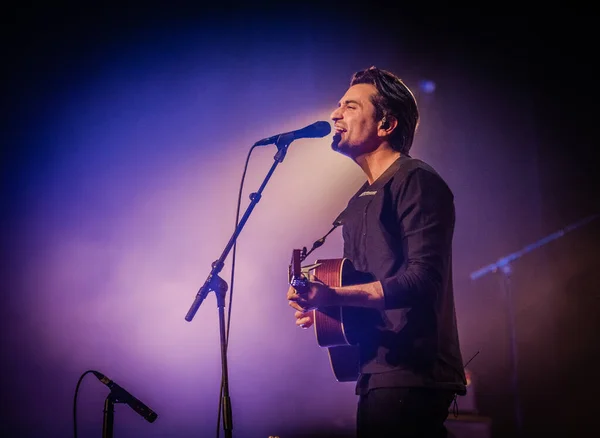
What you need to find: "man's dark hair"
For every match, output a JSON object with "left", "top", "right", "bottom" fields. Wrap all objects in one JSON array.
[{"left": 350, "top": 66, "right": 419, "bottom": 154}]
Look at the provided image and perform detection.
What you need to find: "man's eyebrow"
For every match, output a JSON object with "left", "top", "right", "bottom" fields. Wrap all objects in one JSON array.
[{"left": 338, "top": 99, "right": 362, "bottom": 107}]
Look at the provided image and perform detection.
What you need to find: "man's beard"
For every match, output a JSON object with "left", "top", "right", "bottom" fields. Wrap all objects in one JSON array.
[
  {"left": 331, "top": 133, "right": 344, "bottom": 152},
  {"left": 331, "top": 134, "right": 354, "bottom": 158}
]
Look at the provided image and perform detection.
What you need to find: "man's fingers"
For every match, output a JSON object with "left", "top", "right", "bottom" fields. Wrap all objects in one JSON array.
[
  {"left": 288, "top": 301, "right": 303, "bottom": 312},
  {"left": 286, "top": 286, "right": 298, "bottom": 300},
  {"left": 296, "top": 316, "right": 313, "bottom": 329},
  {"left": 294, "top": 309, "right": 314, "bottom": 329}
]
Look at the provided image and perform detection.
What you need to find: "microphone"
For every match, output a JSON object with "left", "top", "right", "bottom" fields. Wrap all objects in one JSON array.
[
  {"left": 92, "top": 371, "right": 158, "bottom": 423},
  {"left": 253, "top": 121, "right": 331, "bottom": 146}
]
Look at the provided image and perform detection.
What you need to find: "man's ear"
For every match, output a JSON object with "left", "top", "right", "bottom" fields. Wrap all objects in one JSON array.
[{"left": 379, "top": 115, "right": 397, "bottom": 134}]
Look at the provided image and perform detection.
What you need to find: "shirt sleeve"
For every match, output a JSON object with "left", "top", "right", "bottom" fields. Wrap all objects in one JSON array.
[{"left": 380, "top": 168, "right": 455, "bottom": 309}]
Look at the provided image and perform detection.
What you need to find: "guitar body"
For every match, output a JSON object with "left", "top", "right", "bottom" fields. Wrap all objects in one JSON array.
[
  {"left": 289, "top": 250, "right": 376, "bottom": 382},
  {"left": 310, "top": 258, "right": 374, "bottom": 382}
]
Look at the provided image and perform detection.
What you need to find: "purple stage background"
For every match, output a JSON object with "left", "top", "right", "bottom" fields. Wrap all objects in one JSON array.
[{"left": 2, "top": 5, "right": 598, "bottom": 438}]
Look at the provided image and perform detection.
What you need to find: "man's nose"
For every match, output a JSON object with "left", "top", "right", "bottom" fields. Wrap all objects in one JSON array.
[{"left": 330, "top": 107, "right": 342, "bottom": 120}]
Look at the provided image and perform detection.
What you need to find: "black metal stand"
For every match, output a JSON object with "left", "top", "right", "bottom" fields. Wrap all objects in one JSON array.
[
  {"left": 184, "top": 135, "right": 295, "bottom": 438},
  {"left": 470, "top": 213, "right": 599, "bottom": 437},
  {"left": 102, "top": 392, "right": 120, "bottom": 438},
  {"left": 499, "top": 263, "right": 522, "bottom": 437}
]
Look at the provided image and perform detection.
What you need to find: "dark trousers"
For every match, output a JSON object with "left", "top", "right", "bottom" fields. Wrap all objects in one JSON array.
[{"left": 357, "top": 387, "right": 455, "bottom": 438}]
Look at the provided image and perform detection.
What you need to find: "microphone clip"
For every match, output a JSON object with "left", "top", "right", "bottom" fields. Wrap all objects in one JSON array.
[{"left": 273, "top": 133, "right": 294, "bottom": 162}]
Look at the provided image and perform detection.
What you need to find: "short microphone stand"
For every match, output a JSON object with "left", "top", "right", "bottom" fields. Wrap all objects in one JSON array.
[
  {"left": 469, "top": 213, "right": 599, "bottom": 438},
  {"left": 102, "top": 392, "right": 120, "bottom": 438},
  {"left": 184, "top": 134, "right": 295, "bottom": 438}
]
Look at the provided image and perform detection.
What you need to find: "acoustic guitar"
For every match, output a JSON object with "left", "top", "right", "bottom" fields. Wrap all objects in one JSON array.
[{"left": 289, "top": 249, "right": 376, "bottom": 382}]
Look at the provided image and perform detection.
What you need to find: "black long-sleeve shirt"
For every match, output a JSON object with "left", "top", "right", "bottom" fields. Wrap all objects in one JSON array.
[{"left": 339, "top": 155, "right": 467, "bottom": 395}]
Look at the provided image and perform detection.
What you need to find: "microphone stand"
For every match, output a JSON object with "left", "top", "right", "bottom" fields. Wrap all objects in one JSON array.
[
  {"left": 469, "top": 213, "right": 599, "bottom": 437},
  {"left": 184, "top": 134, "right": 295, "bottom": 438}
]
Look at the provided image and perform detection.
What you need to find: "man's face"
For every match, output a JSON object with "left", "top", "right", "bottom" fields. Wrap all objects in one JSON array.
[{"left": 330, "top": 83, "right": 381, "bottom": 157}]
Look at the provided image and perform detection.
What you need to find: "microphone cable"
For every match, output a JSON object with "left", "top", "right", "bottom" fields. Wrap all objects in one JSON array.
[{"left": 73, "top": 369, "right": 97, "bottom": 438}]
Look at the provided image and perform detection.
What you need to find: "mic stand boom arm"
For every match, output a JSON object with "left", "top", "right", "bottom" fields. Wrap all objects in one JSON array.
[{"left": 184, "top": 134, "right": 294, "bottom": 438}]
